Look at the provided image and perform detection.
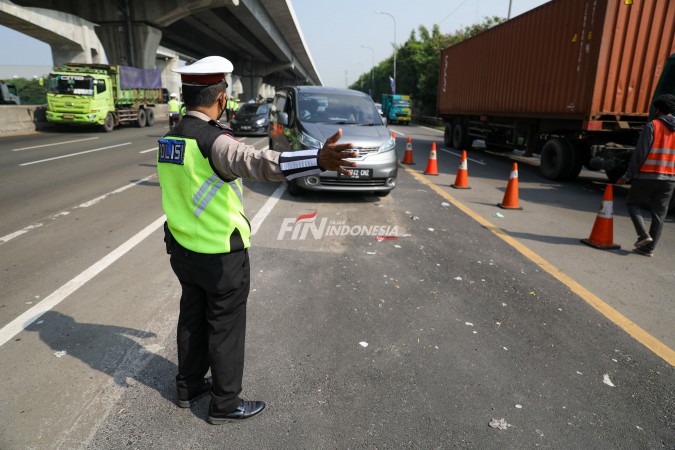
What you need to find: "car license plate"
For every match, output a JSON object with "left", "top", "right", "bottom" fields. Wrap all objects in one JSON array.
[
  {"left": 338, "top": 168, "right": 372, "bottom": 179},
  {"left": 63, "top": 115, "right": 74, "bottom": 119},
  {"left": 241, "top": 126, "right": 251, "bottom": 130}
]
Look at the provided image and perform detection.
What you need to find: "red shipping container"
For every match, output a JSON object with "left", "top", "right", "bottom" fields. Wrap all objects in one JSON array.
[{"left": 437, "top": 0, "right": 675, "bottom": 121}]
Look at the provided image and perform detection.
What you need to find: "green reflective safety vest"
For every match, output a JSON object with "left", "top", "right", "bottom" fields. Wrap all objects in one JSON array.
[
  {"left": 158, "top": 117, "right": 250, "bottom": 254},
  {"left": 168, "top": 99, "right": 180, "bottom": 113}
]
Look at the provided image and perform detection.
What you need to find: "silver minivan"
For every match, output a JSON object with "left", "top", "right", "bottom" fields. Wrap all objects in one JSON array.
[{"left": 268, "top": 86, "right": 397, "bottom": 196}]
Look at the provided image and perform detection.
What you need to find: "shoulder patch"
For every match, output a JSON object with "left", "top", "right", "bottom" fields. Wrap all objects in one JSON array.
[{"left": 158, "top": 139, "right": 185, "bottom": 165}]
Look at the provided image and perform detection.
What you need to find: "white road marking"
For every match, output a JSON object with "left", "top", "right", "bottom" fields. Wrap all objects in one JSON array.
[
  {"left": 440, "top": 147, "right": 487, "bottom": 165},
  {"left": 390, "top": 128, "right": 407, "bottom": 137},
  {"left": 19, "top": 142, "right": 132, "bottom": 166},
  {"left": 0, "top": 223, "right": 44, "bottom": 244},
  {"left": 0, "top": 215, "right": 166, "bottom": 348},
  {"left": 249, "top": 184, "right": 286, "bottom": 236},
  {"left": 12, "top": 137, "right": 99, "bottom": 151},
  {"left": 0, "top": 174, "right": 156, "bottom": 245},
  {"left": 139, "top": 148, "right": 156, "bottom": 154},
  {"left": 418, "top": 125, "right": 444, "bottom": 133}
]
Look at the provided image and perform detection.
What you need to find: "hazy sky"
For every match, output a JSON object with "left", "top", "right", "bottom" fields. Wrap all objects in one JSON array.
[{"left": 0, "top": 0, "right": 550, "bottom": 87}]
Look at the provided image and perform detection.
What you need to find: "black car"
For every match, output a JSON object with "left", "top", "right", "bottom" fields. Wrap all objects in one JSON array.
[{"left": 230, "top": 102, "right": 270, "bottom": 136}]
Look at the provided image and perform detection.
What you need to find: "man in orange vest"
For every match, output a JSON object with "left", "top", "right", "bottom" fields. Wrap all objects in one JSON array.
[{"left": 617, "top": 94, "right": 675, "bottom": 257}]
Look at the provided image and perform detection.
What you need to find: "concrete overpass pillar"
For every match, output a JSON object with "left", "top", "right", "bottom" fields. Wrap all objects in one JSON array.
[
  {"left": 239, "top": 75, "right": 263, "bottom": 103},
  {"left": 95, "top": 23, "right": 162, "bottom": 68}
]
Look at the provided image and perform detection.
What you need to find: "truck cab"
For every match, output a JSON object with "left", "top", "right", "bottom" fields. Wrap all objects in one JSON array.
[
  {"left": 0, "top": 81, "right": 20, "bottom": 104},
  {"left": 381, "top": 94, "right": 412, "bottom": 125},
  {"left": 46, "top": 73, "right": 114, "bottom": 128}
]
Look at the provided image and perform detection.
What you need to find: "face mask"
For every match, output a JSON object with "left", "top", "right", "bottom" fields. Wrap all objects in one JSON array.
[{"left": 217, "top": 95, "right": 226, "bottom": 120}]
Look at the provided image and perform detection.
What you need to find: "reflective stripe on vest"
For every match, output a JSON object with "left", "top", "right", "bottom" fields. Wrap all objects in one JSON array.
[
  {"left": 192, "top": 176, "right": 243, "bottom": 217},
  {"left": 640, "top": 119, "right": 675, "bottom": 175}
]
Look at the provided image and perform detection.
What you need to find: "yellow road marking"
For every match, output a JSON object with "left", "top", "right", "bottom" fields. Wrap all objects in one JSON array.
[{"left": 401, "top": 163, "right": 675, "bottom": 367}]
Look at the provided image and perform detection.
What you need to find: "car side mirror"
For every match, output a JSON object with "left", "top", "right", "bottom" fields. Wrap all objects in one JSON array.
[{"left": 278, "top": 112, "right": 288, "bottom": 126}]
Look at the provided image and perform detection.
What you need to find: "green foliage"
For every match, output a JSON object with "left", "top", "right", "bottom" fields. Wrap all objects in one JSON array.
[
  {"left": 349, "top": 16, "right": 504, "bottom": 116},
  {"left": 10, "top": 78, "right": 47, "bottom": 105}
]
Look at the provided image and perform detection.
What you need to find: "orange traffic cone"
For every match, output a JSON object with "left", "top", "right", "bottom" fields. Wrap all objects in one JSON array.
[
  {"left": 401, "top": 136, "right": 415, "bottom": 164},
  {"left": 580, "top": 184, "right": 620, "bottom": 249},
  {"left": 451, "top": 150, "right": 470, "bottom": 189},
  {"left": 392, "top": 131, "right": 396, "bottom": 140},
  {"left": 498, "top": 163, "right": 522, "bottom": 209},
  {"left": 424, "top": 143, "right": 439, "bottom": 175}
]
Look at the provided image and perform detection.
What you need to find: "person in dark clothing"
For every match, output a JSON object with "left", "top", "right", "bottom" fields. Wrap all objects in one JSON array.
[{"left": 617, "top": 94, "right": 675, "bottom": 257}]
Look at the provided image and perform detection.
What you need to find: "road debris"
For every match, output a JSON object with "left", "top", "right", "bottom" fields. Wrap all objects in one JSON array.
[
  {"left": 493, "top": 212, "right": 504, "bottom": 218},
  {"left": 489, "top": 418, "right": 512, "bottom": 430},
  {"left": 359, "top": 341, "right": 368, "bottom": 348},
  {"left": 603, "top": 374, "right": 615, "bottom": 387},
  {"left": 54, "top": 350, "right": 67, "bottom": 358}
]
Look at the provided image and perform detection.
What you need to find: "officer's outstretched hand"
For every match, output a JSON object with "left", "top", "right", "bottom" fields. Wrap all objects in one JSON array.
[{"left": 319, "top": 129, "right": 358, "bottom": 176}]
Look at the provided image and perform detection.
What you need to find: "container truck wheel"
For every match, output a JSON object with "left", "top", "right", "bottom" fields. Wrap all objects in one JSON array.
[
  {"left": 136, "top": 108, "right": 147, "bottom": 128},
  {"left": 443, "top": 124, "right": 452, "bottom": 147},
  {"left": 102, "top": 113, "right": 115, "bottom": 132},
  {"left": 145, "top": 108, "right": 154, "bottom": 127},
  {"left": 452, "top": 122, "right": 469, "bottom": 151},
  {"left": 540, "top": 138, "right": 575, "bottom": 180}
]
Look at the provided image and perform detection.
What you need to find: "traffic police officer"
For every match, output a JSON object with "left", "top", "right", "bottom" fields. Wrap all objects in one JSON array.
[
  {"left": 157, "top": 56, "right": 357, "bottom": 424},
  {"left": 168, "top": 92, "right": 181, "bottom": 128}
]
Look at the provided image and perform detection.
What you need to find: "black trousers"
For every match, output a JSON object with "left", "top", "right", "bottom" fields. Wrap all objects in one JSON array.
[
  {"left": 626, "top": 179, "right": 675, "bottom": 252},
  {"left": 170, "top": 243, "right": 250, "bottom": 414}
]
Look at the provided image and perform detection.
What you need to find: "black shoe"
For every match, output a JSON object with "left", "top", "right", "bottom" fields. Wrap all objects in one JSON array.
[
  {"left": 633, "top": 247, "right": 654, "bottom": 257},
  {"left": 634, "top": 234, "right": 653, "bottom": 248},
  {"left": 207, "top": 400, "right": 266, "bottom": 424},
  {"left": 177, "top": 378, "right": 212, "bottom": 408}
]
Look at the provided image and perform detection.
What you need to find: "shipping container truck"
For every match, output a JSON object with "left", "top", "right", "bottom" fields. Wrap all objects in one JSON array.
[
  {"left": 437, "top": 0, "right": 675, "bottom": 182},
  {"left": 381, "top": 94, "right": 412, "bottom": 125},
  {"left": 46, "top": 64, "right": 162, "bottom": 132},
  {"left": 0, "top": 81, "right": 20, "bottom": 104}
]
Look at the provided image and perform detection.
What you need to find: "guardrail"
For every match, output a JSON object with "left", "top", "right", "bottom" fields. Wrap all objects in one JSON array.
[
  {"left": 0, "top": 104, "right": 169, "bottom": 136},
  {"left": 412, "top": 114, "right": 444, "bottom": 127}
]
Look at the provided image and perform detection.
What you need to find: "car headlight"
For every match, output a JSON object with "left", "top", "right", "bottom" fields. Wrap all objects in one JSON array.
[
  {"left": 299, "top": 131, "right": 322, "bottom": 149},
  {"left": 379, "top": 136, "right": 396, "bottom": 153},
  {"left": 255, "top": 118, "right": 266, "bottom": 126}
]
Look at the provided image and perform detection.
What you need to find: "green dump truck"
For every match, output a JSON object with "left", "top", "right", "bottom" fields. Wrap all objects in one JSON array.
[
  {"left": 381, "top": 94, "right": 412, "bottom": 125},
  {"left": 46, "top": 64, "right": 162, "bottom": 132}
]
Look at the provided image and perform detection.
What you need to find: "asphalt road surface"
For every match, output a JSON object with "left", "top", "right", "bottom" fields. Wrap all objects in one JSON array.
[{"left": 0, "top": 122, "right": 673, "bottom": 449}]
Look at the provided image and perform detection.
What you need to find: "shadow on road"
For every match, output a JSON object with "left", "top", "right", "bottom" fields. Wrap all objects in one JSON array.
[{"left": 25, "top": 311, "right": 178, "bottom": 405}]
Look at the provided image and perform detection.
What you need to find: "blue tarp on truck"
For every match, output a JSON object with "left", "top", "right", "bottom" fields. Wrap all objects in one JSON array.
[{"left": 119, "top": 66, "right": 162, "bottom": 90}]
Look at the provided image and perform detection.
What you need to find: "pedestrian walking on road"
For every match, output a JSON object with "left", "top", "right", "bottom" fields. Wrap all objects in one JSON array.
[
  {"left": 617, "top": 94, "right": 675, "bottom": 257},
  {"left": 157, "top": 56, "right": 357, "bottom": 425}
]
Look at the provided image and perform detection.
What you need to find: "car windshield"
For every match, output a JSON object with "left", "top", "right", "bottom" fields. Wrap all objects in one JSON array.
[
  {"left": 298, "top": 93, "right": 382, "bottom": 125},
  {"left": 238, "top": 103, "right": 269, "bottom": 115},
  {"left": 47, "top": 74, "right": 94, "bottom": 95},
  {"left": 393, "top": 100, "right": 410, "bottom": 108}
]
